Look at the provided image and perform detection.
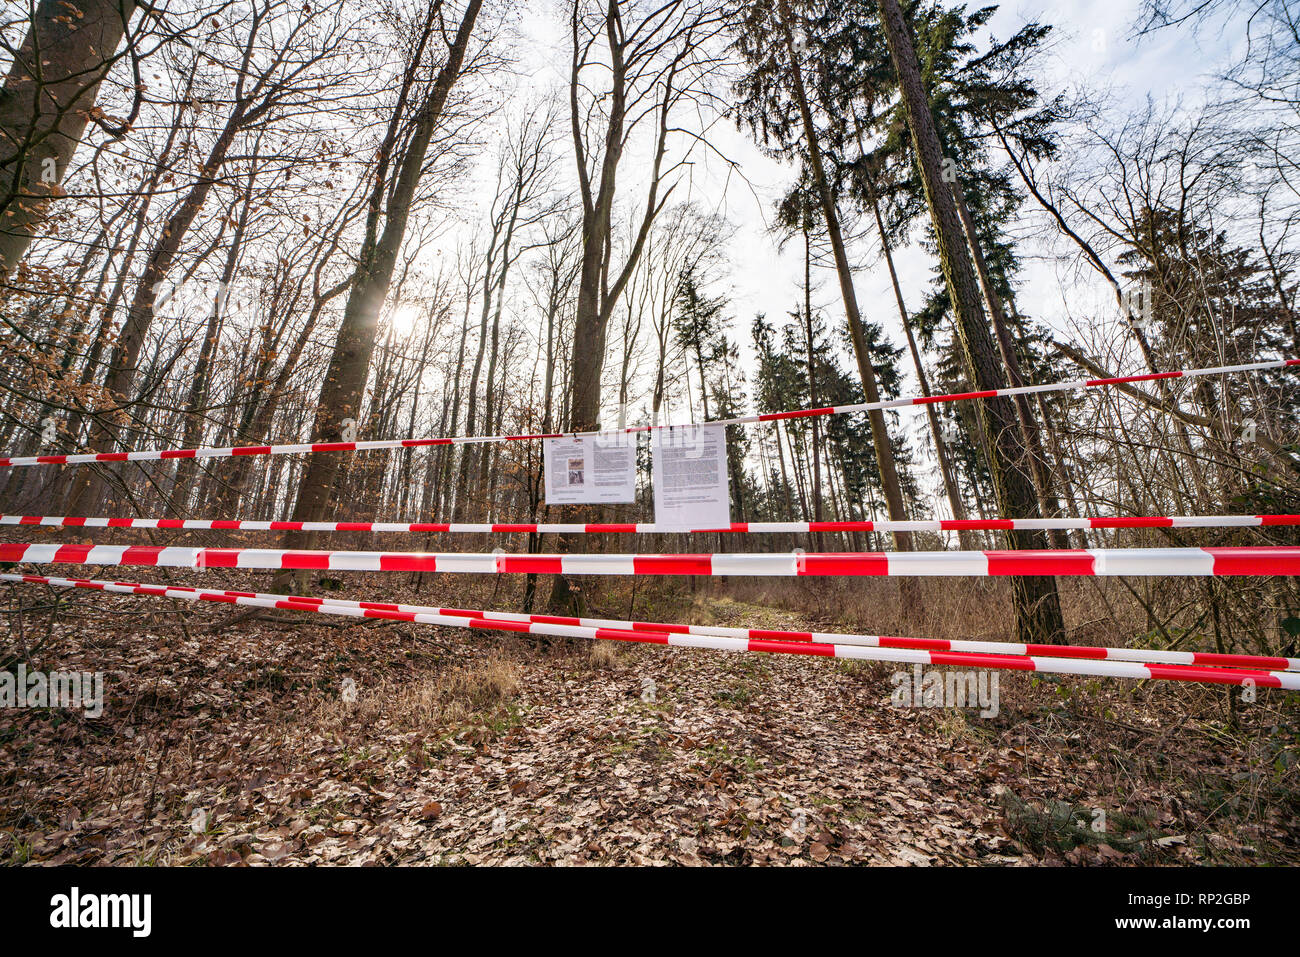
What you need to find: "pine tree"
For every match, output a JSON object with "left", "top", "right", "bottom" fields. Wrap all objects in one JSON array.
[
  {"left": 876, "top": 0, "right": 1066, "bottom": 641},
  {"left": 732, "top": 0, "right": 917, "bottom": 550},
  {"left": 672, "top": 264, "right": 730, "bottom": 420}
]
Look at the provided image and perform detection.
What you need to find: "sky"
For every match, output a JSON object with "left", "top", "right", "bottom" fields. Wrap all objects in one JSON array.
[
  {"left": 708, "top": 0, "right": 1247, "bottom": 361},
  {"left": 422, "top": 0, "right": 1254, "bottom": 489},
  {"left": 490, "top": 1, "right": 1249, "bottom": 389}
]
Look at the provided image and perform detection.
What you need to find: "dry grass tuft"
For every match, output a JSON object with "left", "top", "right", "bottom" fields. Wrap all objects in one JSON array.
[
  {"left": 323, "top": 653, "right": 522, "bottom": 732},
  {"left": 437, "top": 654, "right": 522, "bottom": 709},
  {"left": 587, "top": 641, "right": 623, "bottom": 670}
]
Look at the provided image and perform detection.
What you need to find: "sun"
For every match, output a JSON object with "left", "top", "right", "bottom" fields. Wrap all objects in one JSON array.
[{"left": 388, "top": 302, "right": 425, "bottom": 336}]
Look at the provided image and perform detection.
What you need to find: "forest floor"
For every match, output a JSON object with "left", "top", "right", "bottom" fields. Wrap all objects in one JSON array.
[{"left": 2, "top": 573, "right": 1298, "bottom": 866}]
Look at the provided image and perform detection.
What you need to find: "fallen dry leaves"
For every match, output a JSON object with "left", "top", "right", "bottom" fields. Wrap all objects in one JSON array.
[{"left": 1, "top": 575, "right": 1297, "bottom": 866}]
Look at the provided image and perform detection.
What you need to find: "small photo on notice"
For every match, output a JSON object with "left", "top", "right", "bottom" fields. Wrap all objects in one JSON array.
[{"left": 567, "top": 457, "right": 584, "bottom": 486}]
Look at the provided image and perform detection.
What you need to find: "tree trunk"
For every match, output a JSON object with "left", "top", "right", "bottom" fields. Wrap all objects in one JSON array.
[
  {"left": 951, "top": 181, "right": 1068, "bottom": 548},
  {"left": 172, "top": 175, "right": 258, "bottom": 512},
  {"left": 858, "top": 152, "right": 971, "bottom": 546},
  {"left": 877, "top": 0, "right": 1065, "bottom": 642},
  {"left": 776, "top": 0, "right": 913, "bottom": 550},
  {"left": 0, "top": 0, "right": 136, "bottom": 275},
  {"left": 275, "top": 0, "right": 482, "bottom": 590},
  {"left": 549, "top": 1, "right": 680, "bottom": 614},
  {"left": 802, "top": 226, "right": 823, "bottom": 524}
]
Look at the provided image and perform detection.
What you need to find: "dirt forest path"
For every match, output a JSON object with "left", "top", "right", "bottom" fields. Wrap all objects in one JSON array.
[
  {"left": 3, "top": 586, "right": 1291, "bottom": 866},
  {"left": 380, "top": 613, "right": 1013, "bottom": 866}
]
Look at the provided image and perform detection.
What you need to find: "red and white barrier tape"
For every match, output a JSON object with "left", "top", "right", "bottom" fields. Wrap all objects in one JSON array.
[
  {"left": 4, "top": 513, "right": 1298, "bottom": 534},
  {"left": 5, "top": 572, "right": 1295, "bottom": 689},
  {"left": 4, "top": 356, "right": 1293, "bottom": 468},
  {"left": 3, "top": 541, "right": 1298, "bottom": 575},
  {"left": 7, "top": 572, "right": 1291, "bottom": 672}
]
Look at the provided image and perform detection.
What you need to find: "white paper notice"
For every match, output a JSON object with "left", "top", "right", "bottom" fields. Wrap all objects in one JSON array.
[
  {"left": 651, "top": 424, "right": 731, "bottom": 529},
  {"left": 544, "top": 435, "right": 636, "bottom": 505}
]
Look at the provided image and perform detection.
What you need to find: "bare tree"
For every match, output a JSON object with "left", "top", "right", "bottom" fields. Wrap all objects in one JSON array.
[
  {"left": 66, "top": 0, "right": 363, "bottom": 510},
  {"left": 275, "top": 0, "right": 485, "bottom": 588},
  {"left": 455, "top": 98, "right": 563, "bottom": 518},
  {"left": 548, "top": 0, "right": 729, "bottom": 612}
]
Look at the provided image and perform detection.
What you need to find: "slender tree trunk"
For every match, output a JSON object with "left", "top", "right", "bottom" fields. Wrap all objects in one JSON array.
[
  {"left": 802, "top": 226, "right": 823, "bottom": 524},
  {"left": 776, "top": 0, "right": 912, "bottom": 550},
  {"left": 172, "top": 176, "right": 257, "bottom": 512},
  {"left": 951, "top": 182, "right": 1068, "bottom": 547},
  {"left": 477, "top": 277, "right": 507, "bottom": 507},
  {"left": 859, "top": 155, "right": 971, "bottom": 546},
  {"left": 457, "top": 262, "right": 494, "bottom": 518},
  {"left": 774, "top": 421, "right": 796, "bottom": 520}
]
